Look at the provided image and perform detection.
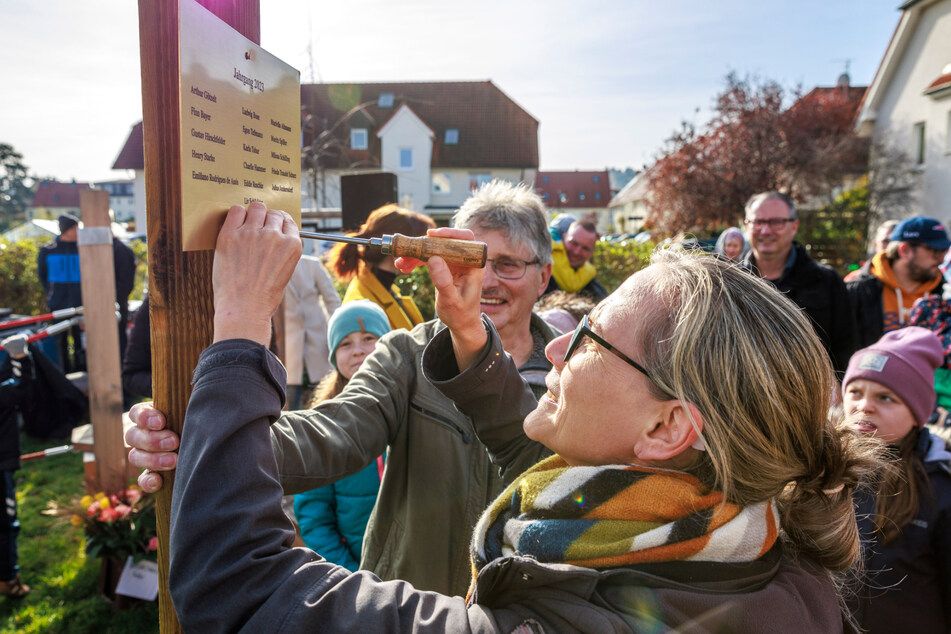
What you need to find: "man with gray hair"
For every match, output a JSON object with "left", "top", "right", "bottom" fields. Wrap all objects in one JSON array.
[
  {"left": 124, "top": 179, "right": 559, "bottom": 596},
  {"left": 741, "top": 191, "right": 857, "bottom": 375}
]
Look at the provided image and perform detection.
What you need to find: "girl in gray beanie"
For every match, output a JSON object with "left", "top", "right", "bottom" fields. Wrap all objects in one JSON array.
[{"left": 842, "top": 326, "right": 951, "bottom": 632}]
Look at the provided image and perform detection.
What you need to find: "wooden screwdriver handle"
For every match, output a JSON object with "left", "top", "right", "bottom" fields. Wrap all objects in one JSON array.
[{"left": 385, "top": 233, "right": 487, "bottom": 268}]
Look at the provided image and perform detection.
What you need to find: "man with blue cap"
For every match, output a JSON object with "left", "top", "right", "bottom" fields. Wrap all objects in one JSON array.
[{"left": 848, "top": 215, "right": 951, "bottom": 348}]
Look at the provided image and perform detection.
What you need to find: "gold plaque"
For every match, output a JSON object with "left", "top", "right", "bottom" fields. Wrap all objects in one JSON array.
[{"left": 179, "top": 0, "right": 301, "bottom": 251}]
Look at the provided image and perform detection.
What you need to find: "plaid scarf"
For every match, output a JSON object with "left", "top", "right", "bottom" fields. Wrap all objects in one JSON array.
[{"left": 470, "top": 455, "right": 779, "bottom": 585}]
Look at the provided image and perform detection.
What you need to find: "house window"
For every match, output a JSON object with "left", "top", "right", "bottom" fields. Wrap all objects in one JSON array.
[
  {"left": 350, "top": 128, "right": 368, "bottom": 150},
  {"left": 378, "top": 93, "right": 394, "bottom": 107},
  {"left": 592, "top": 175, "right": 600, "bottom": 183},
  {"left": 595, "top": 192, "right": 602, "bottom": 200},
  {"left": 913, "top": 121, "right": 926, "bottom": 165},
  {"left": 468, "top": 173, "right": 492, "bottom": 191},
  {"left": 399, "top": 148, "right": 413, "bottom": 170},
  {"left": 542, "top": 176, "right": 549, "bottom": 183},
  {"left": 558, "top": 193, "right": 568, "bottom": 204},
  {"left": 432, "top": 173, "right": 451, "bottom": 194},
  {"left": 579, "top": 193, "right": 586, "bottom": 201},
  {"left": 444, "top": 129, "right": 459, "bottom": 145}
]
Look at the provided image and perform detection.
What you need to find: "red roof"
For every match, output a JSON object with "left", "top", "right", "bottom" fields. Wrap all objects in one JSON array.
[
  {"left": 535, "top": 171, "right": 612, "bottom": 209},
  {"left": 30, "top": 180, "right": 90, "bottom": 208},
  {"left": 925, "top": 72, "right": 951, "bottom": 96},
  {"left": 112, "top": 122, "right": 144, "bottom": 170},
  {"left": 301, "top": 81, "right": 538, "bottom": 169},
  {"left": 113, "top": 81, "right": 538, "bottom": 173}
]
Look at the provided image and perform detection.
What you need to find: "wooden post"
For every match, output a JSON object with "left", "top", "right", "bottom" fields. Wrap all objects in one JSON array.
[
  {"left": 137, "top": 1, "right": 260, "bottom": 631},
  {"left": 77, "top": 189, "right": 127, "bottom": 493}
]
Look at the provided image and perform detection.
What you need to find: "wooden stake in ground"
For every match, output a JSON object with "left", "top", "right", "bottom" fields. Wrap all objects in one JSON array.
[
  {"left": 137, "top": 1, "right": 260, "bottom": 631},
  {"left": 77, "top": 189, "right": 127, "bottom": 494}
]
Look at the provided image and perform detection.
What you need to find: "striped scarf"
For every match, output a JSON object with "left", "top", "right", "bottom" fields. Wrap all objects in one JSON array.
[{"left": 470, "top": 455, "right": 779, "bottom": 585}]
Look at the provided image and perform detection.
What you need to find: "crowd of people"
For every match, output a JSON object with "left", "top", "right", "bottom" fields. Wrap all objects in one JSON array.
[{"left": 4, "top": 181, "right": 949, "bottom": 631}]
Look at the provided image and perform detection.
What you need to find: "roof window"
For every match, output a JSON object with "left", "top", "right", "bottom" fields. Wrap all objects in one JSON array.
[
  {"left": 445, "top": 129, "right": 459, "bottom": 144},
  {"left": 378, "top": 93, "right": 394, "bottom": 107}
]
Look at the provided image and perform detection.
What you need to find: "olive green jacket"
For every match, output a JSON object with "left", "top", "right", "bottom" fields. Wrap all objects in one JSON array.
[{"left": 271, "top": 314, "right": 558, "bottom": 596}]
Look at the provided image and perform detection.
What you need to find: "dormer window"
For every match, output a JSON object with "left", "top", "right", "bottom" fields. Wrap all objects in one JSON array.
[
  {"left": 378, "top": 93, "right": 394, "bottom": 108},
  {"left": 444, "top": 129, "right": 459, "bottom": 144},
  {"left": 350, "top": 128, "right": 368, "bottom": 150}
]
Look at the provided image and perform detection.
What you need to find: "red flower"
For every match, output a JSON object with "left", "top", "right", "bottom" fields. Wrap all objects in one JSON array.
[
  {"left": 147, "top": 537, "right": 159, "bottom": 552},
  {"left": 98, "top": 507, "right": 120, "bottom": 522}
]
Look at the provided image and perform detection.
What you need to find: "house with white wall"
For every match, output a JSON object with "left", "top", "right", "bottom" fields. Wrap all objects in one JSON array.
[
  {"left": 301, "top": 81, "right": 539, "bottom": 222},
  {"left": 112, "top": 122, "right": 147, "bottom": 233},
  {"left": 856, "top": 0, "right": 951, "bottom": 219}
]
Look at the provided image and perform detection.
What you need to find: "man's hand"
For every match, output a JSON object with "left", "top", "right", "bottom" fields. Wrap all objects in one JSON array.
[
  {"left": 125, "top": 401, "right": 178, "bottom": 492},
  {"left": 213, "top": 202, "right": 302, "bottom": 345},
  {"left": 395, "top": 227, "right": 487, "bottom": 370}
]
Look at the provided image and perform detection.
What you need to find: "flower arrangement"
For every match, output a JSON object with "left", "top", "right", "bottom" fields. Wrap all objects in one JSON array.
[{"left": 46, "top": 485, "right": 158, "bottom": 563}]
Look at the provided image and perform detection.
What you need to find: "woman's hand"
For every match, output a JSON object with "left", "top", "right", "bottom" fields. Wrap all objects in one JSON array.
[
  {"left": 125, "top": 401, "right": 177, "bottom": 492},
  {"left": 213, "top": 202, "right": 302, "bottom": 345},
  {"left": 395, "top": 227, "right": 487, "bottom": 370}
]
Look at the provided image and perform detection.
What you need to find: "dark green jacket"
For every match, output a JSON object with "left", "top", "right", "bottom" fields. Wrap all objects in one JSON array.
[{"left": 271, "top": 314, "right": 558, "bottom": 596}]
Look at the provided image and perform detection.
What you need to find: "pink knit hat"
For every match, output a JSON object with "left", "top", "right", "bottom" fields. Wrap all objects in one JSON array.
[{"left": 842, "top": 326, "right": 943, "bottom": 428}]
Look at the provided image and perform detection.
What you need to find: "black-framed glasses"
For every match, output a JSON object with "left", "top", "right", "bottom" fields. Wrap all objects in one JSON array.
[
  {"left": 486, "top": 257, "right": 541, "bottom": 280},
  {"left": 565, "top": 314, "right": 658, "bottom": 384},
  {"left": 743, "top": 218, "right": 795, "bottom": 230}
]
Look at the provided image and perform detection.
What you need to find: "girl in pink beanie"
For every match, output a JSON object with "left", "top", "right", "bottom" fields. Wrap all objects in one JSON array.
[{"left": 842, "top": 326, "right": 951, "bottom": 632}]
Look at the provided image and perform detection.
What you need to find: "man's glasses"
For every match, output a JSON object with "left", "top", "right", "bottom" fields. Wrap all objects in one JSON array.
[
  {"left": 743, "top": 218, "right": 795, "bottom": 230},
  {"left": 565, "top": 314, "right": 670, "bottom": 396},
  {"left": 486, "top": 257, "right": 541, "bottom": 280}
]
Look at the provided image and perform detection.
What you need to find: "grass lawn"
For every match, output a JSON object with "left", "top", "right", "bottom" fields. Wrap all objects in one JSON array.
[{"left": 1, "top": 433, "right": 159, "bottom": 633}]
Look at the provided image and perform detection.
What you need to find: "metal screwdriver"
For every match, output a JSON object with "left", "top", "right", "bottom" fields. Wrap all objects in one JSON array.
[{"left": 299, "top": 231, "right": 487, "bottom": 268}]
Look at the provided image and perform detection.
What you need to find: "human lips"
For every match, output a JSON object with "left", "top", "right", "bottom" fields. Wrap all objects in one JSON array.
[{"left": 853, "top": 419, "right": 876, "bottom": 434}]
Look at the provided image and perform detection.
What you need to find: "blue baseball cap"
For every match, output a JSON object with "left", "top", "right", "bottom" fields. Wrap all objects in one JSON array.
[{"left": 890, "top": 216, "right": 951, "bottom": 250}]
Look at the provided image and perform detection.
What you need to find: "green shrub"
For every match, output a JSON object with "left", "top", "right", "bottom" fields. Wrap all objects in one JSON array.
[
  {"left": 0, "top": 238, "right": 45, "bottom": 315},
  {"left": 592, "top": 239, "right": 655, "bottom": 294}
]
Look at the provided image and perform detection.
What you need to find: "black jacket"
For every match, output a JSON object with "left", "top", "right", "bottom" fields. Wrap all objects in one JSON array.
[
  {"left": 0, "top": 354, "right": 34, "bottom": 471},
  {"left": 122, "top": 294, "right": 151, "bottom": 399},
  {"left": 744, "top": 242, "right": 857, "bottom": 375},
  {"left": 37, "top": 238, "right": 82, "bottom": 311},
  {"left": 849, "top": 429, "right": 951, "bottom": 633}
]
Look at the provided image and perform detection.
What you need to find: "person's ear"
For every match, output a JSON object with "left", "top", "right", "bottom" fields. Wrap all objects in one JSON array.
[
  {"left": 537, "top": 262, "right": 552, "bottom": 295},
  {"left": 896, "top": 242, "right": 915, "bottom": 261},
  {"left": 633, "top": 401, "right": 705, "bottom": 461}
]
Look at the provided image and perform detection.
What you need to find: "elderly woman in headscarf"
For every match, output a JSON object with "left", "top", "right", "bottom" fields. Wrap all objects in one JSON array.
[{"left": 137, "top": 202, "right": 884, "bottom": 632}]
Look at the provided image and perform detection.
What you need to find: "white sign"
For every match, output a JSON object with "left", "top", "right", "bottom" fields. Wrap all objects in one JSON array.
[{"left": 115, "top": 556, "right": 160, "bottom": 601}]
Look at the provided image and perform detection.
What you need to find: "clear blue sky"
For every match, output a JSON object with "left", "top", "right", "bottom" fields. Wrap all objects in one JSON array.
[{"left": 1, "top": 0, "right": 901, "bottom": 183}]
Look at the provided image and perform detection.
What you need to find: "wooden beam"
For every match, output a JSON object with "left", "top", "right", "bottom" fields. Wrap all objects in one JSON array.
[
  {"left": 77, "top": 189, "right": 127, "bottom": 493},
  {"left": 138, "top": 1, "right": 260, "bottom": 630}
]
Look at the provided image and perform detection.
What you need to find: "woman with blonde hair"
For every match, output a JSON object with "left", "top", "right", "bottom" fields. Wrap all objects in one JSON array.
[
  {"left": 327, "top": 204, "right": 435, "bottom": 330},
  {"left": 156, "top": 204, "right": 886, "bottom": 632}
]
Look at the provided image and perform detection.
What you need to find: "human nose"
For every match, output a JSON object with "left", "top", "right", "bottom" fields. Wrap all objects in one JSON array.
[{"left": 545, "top": 332, "right": 572, "bottom": 370}]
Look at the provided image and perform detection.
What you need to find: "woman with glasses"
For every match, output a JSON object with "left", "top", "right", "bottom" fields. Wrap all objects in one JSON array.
[{"left": 165, "top": 207, "right": 885, "bottom": 633}]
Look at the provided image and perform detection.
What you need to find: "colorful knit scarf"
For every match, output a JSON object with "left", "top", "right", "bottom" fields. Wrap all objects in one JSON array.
[{"left": 470, "top": 455, "right": 779, "bottom": 585}]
